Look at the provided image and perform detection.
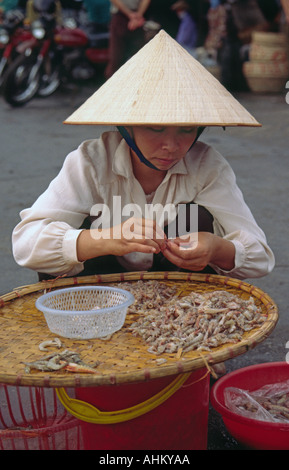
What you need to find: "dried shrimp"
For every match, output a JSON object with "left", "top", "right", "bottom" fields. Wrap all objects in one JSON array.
[
  {"left": 117, "top": 280, "right": 178, "bottom": 314},
  {"left": 117, "top": 281, "right": 267, "bottom": 355},
  {"left": 225, "top": 384, "right": 289, "bottom": 422},
  {"left": 24, "top": 349, "right": 100, "bottom": 374}
]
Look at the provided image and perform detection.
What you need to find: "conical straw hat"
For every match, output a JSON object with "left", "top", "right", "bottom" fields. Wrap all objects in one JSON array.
[{"left": 64, "top": 30, "right": 260, "bottom": 127}]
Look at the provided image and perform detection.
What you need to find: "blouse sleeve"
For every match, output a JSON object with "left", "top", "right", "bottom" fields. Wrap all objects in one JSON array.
[
  {"left": 193, "top": 146, "right": 275, "bottom": 279},
  {"left": 12, "top": 144, "right": 100, "bottom": 276}
]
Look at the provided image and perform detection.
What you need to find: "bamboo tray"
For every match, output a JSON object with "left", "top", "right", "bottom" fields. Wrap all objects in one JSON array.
[{"left": 0, "top": 272, "right": 278, "bottom": 388}]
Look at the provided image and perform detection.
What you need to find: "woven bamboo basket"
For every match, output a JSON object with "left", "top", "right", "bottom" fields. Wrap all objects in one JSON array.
[
  {"left": 0, "top": 272, "right": 278, "bottom": 388},
  {"left": 249, "top": 43, "right": 288, "bottom": 63},
  {"left": 243, "top": 60, "right": 289, "bottom": 78},
  {"left": 243, "top": 60, "right": 289, "bottom": 92},
  {"left": 244, "top": 31, "right": 289, "bottom": 93},
  {"left": 251, "top": 32, "right": 288, "bottom": 47}
]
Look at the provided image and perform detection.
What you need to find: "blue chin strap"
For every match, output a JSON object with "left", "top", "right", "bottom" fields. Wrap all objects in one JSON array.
[
  {"left": 117, "top": 126, "right": 206, "bottom": 171},
  {"left": 117, "top": 126, "right": 158, "bottom": 170}
]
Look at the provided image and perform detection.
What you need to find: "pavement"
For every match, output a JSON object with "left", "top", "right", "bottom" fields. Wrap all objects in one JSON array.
[{"left": 0, "top": 82, "right": 289, "bottom": 450}]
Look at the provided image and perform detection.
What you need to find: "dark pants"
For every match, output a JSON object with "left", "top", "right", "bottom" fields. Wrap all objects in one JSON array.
[
  {"left": 38, "top": 204, "right": 215, "bottom": 281},
  {"left": 105, "top": 12, "right": 146, "bottom": 79}
]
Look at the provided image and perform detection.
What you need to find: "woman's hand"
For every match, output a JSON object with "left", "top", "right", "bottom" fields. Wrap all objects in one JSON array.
[
  {"left": 77, "top": 217, "right": 167, "bottom": 261},
  {"left": 161, "top": 232, "right": 236, "bottom": 272},
  {"left": 127, "top": 15, "right": 145, "bottom": 30},
  {"left": 106, "top": 217, "right": 167, "bottom": 255}
]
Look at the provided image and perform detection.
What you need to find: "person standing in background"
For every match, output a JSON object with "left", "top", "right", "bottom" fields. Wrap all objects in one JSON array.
[
  {"left": 171, "top": 0, "right": 198, "bottom": 55},
  {"left": 82, "top": 0, "right": 110, "bottom": 33},
  {"left": 105, "top": 0, "right": 151, "bottom": 78},
  {"left": 281, "top": 0, "right": 289, "bottom": 22},
  {"left": 25, "top": 0, "right": 62, "bottom": 24},
  {"left": 0, "top": 0, "right": 18, "bottom": 21},
  {"left": 0, "top": 0, "right": 18, "bottom": 13},
  {"left": 146, "top": 0, "right": 180, "bottom": 37}
]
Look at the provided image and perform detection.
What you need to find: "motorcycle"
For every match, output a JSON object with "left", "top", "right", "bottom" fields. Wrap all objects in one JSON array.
[
  {"left": 3, "top": 0, "right": 109, "bottom": 107},
  {"left": 0, "top": 9, "right": 34, "bottom": 87}
]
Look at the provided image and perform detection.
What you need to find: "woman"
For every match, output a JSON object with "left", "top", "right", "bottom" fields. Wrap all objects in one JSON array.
[{"left": 12, "top": 30, "right": 274, "bottom": 280}]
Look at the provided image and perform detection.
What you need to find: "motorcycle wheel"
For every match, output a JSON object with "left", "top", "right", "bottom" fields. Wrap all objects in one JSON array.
[
  {"left": 0, "top": 56, "right": 9, "bottom": 88},
  {"left": 3, "top": 52, "right": 41, "bottom": 107},
  {"left": 37, "top": 59, "right": 61, "bottom": 98}
]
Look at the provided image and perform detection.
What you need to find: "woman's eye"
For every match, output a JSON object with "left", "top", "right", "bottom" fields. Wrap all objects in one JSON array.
[
  {"left": 180, "top": 127, "right": 195, "bottom": 134},
  {"left": 145, "top": 126, "right": 196, "bottom": 135},
  {"left": 147, "top": 127, "right": 165, "bottom": 133}
]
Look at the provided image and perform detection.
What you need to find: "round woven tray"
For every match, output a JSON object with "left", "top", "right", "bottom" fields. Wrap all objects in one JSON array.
[{"left": 0, "top": 272, "right": 278, "bottom": 388}]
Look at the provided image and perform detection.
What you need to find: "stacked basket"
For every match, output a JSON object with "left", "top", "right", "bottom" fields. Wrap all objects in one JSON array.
[
  {"left": 243, "top": 32, "right": 289, "bottom": 92},
  {"left": 0, "top": 385, "right": 83, "bottom": 450}
]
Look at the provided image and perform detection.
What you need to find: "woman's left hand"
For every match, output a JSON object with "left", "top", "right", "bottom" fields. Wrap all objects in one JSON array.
[{"left": 161, "top": 232, "right": 236, "bottom": 272}]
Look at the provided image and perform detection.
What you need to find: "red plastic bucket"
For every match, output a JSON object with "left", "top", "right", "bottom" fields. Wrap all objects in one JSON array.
[
  {"left": 58, "top": 368, "right": 210, "bottom": 450},
  {"left": 210, "top": 362, "right": 289, "bottom": 450}
]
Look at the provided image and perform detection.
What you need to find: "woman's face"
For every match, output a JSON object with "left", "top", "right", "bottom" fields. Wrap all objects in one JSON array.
[{"left": 130, "top": 126, "right": 198, "bottom": 171}]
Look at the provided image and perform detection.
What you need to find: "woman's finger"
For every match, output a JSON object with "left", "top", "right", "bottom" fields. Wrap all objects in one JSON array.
[
  {"left": 163, "top": 245, "right": 207, "bottom": 270},
  {"left": 122, "top": 218, "right": 166, "bottom": 245},
  {"left": 166, "top": 240, "right": 196, "bottom": 259}
]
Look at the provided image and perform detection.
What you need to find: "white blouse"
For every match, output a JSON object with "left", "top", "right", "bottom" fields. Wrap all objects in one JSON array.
[{"left": 12, "top": 131, "right": 275, "bottom": 279}]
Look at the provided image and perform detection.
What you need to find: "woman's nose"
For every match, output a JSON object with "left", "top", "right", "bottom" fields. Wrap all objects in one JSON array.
[{"left": 161, "top": 133, "right": 179, "bottom": 152}]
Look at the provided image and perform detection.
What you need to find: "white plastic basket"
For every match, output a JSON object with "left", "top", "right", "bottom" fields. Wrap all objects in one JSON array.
[{"left": 35, "top": 286, "right": 135, "bottom": 339}]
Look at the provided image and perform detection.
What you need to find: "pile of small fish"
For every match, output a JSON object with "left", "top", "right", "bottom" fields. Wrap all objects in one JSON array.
[{"left": 118, "top": 281, "right": 267, "bottom": 355}]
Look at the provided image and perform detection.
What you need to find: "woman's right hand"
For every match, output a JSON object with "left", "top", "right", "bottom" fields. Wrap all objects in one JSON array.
[
  {"left": 107, "top": 217, "right": 167, "bottom": 255},
  {"left": 77, "top": 217, "right": 167, "bottom": 261}
]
